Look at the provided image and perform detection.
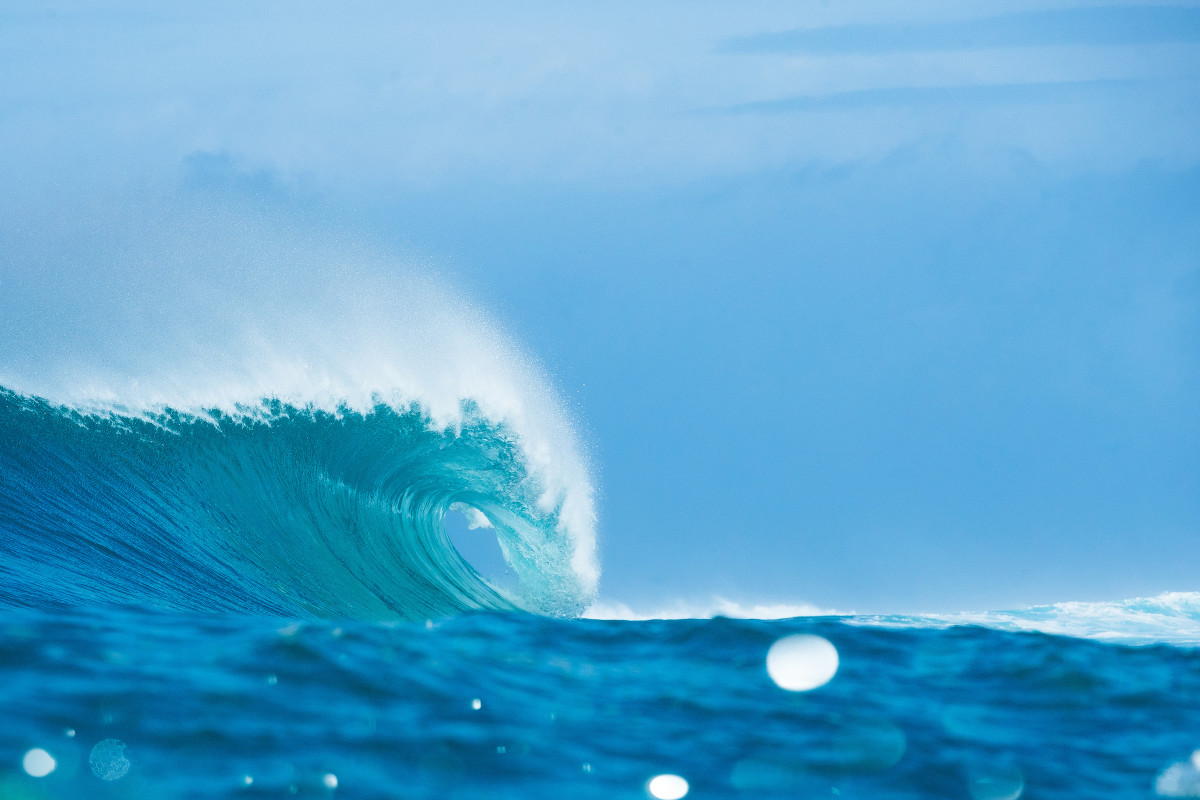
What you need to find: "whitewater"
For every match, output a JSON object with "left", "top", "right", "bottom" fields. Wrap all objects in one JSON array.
[{"left": 2, "top": 216, "right": 1198, "bottom": 799}]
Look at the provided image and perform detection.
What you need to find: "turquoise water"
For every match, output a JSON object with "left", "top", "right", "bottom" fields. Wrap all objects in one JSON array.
[{"left": 2, "top": 389, "right": 1198, "bottom": 798}]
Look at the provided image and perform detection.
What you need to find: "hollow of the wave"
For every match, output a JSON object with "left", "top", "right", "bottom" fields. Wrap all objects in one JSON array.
[{"left": 444, "top": 506, "right": 516, "bottom": 594}]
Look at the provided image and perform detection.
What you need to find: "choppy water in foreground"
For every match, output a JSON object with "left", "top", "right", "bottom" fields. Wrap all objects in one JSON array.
[{"left": 4, "top": 606, "right": 1199, "bottom": 799}]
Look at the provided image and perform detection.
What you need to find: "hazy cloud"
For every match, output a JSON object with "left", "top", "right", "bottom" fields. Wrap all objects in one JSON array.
[{"left": 715, "top": 78, "right": 1139, "bottom": 114}]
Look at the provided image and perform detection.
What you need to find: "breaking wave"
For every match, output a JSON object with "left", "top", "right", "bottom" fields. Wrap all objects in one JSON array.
[{"left": 0, "top": 209, "right": 598, "bottom": 620}]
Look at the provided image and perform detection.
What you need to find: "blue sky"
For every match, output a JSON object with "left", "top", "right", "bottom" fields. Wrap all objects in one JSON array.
[{"left": 1, "top": 1, "right": 1197, "bottom": 613}]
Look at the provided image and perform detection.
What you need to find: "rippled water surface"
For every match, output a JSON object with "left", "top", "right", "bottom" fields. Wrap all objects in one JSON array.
[{"left": 4, "top": 607, "right": 1198, "bottom": 799}]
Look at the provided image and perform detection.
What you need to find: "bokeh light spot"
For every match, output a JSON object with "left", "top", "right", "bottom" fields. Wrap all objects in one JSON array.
[
  {"left": 1157, "top": 752, "right": 1200, "bottom": 797},
  {"left": 23, "top": 748, "right": 56, "bottom": 777},
  {"left": 647, "top": 773, "right": 689, "bottom": 799},
  {"left": 323, "top": 773, "right": 338, "bottom": 789},
  {"left": 766, "top": 634, "right": 839, "bottom": 691}
]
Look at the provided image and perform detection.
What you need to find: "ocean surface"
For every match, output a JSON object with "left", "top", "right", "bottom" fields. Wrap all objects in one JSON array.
[
  {"left": 4, "top": 603, "right": 1200, "bottom": 799},
  {"left": 2, "top": 389, "right": 1199, "bottom": 799}
]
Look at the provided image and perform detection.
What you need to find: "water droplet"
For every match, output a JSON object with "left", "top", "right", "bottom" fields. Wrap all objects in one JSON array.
[
  {"left": 766, "top": 634, "right": 839, "bottom": 691},
  {"left": 89, "top": 739, "right": 130, "bottom": 781}
]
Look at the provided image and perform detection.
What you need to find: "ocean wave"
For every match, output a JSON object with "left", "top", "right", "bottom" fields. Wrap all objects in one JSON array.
[{"left": 0, "top": 211, "right": 598, "bottom": 620}]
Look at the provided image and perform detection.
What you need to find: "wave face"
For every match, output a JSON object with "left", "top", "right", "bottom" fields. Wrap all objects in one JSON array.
[{"left": 0, "top": 389, "right": 593, "bottom": 619}]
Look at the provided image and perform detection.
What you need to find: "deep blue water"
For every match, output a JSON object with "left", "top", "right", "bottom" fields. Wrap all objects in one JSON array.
[{"left": 3, "top": 606, "right": 1199, "bottom": 799}]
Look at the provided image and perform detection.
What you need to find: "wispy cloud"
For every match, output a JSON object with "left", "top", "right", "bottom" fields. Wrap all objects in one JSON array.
[
  {"left": 722, "top": 6, "right": 1200, "bottom": 55},
  {"left": 715, "top": 78, "right": 1141, "bottom": 115}
]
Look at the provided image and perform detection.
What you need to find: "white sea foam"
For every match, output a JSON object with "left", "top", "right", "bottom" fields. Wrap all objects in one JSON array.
[
  {"left": 449, "top": 503, "right": 494, "bottom": 530},
  {"left": 583, "top": 596, "right": 844, "bottom": 620}
]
